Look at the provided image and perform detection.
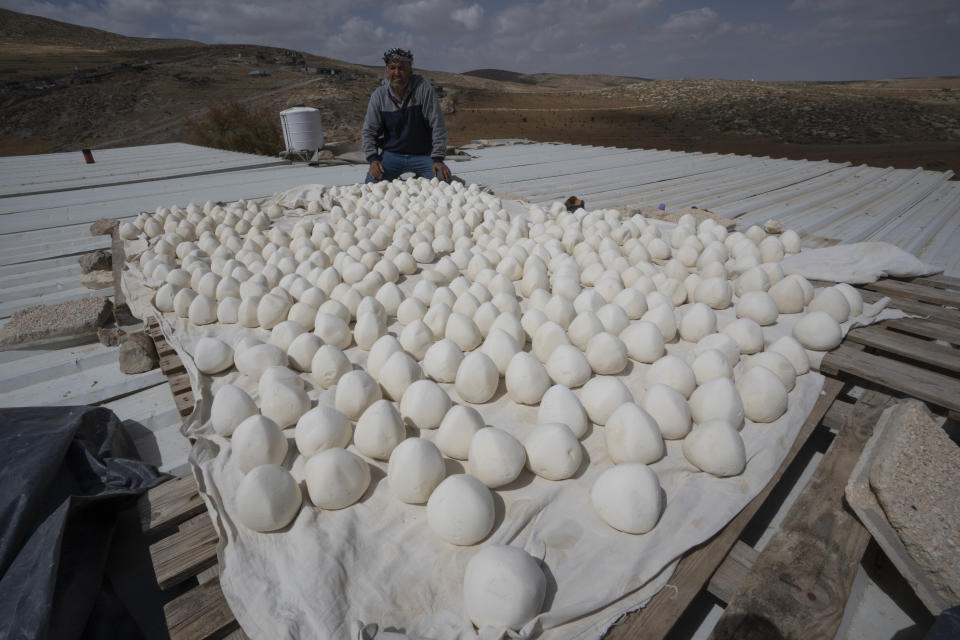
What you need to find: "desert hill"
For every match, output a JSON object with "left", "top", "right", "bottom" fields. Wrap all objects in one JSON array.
[
  {"left": 1, "top": 8, "right": 958, "bottom": 175},
  {"left": 0, "top": 7, "right": 200, "bottom": 50}
]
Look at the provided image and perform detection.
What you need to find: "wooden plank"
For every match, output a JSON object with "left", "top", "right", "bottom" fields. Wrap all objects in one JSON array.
[
  {"left": 845, "top": 325, "right": 960, "bottom": 373},
  {"left": 604, "top": 377, "right": 845, "bottom": 640},
  {"left": 821, "top": 397, "right": 854, "bottom": 432},
  {"left": 110, "top": 227, "right": 125, "bottom": 310},
  {"left": 150, "top": 512, "right": 219, "bottom": 590},
  {"left": 156, "top": 343, "right": 177, "bottom": 358},
  {"left": 821, "top": 344, "right": 960, "bottom": 413},
  {"left": 711, "top": 389, "right": 895, "bottom": 640},
  {"left": 169, "top": 373, "right": 193, "bottom": 395},
  {"left": 175, "top": 391, "right": 196, "bottom": 416},
  {"left": 164, "top": 579, "right": 239, "bottom": 640},
  {"left": 139, "top": 473, "right": 206, "bottom": 536},
  {"left": 911, "top": 274, "right": 960, "bottom": 292},
  {"left": 221, "top": 628, "right": 250, "bottom": 640},
  {"left": 883, "top": 317, "right": 960, "bottom": 347},
  {"left": 911, "top": 274, "right": 960, "bottom": 291},
  {"left": 707, "top": 541, "right": 759, "bottom": 605},
  {"left": 159, "top": 354, "right": 186, "bottom": 376},
  {"left": 865, "top": 278, "right": 960, "bottom": 308}
]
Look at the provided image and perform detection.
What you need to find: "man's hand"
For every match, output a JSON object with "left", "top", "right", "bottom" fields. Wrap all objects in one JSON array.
[
  {"left": 433, "top": 161, "right": 451, "bottom": 182},
  {"left": 369, "top": 160, "right": 384, "bottom": 180}
]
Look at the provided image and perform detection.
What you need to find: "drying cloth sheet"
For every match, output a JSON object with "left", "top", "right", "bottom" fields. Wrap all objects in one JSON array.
[
  {"left": 780, "top": 242, "right": 941, "bottom": 284},
  {"left": 122, "top": 191, "right": 900, "bottom": 640}
]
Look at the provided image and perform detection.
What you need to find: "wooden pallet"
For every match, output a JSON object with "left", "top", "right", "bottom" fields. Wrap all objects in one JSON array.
[
  {"left": 139, "top": 473, "right": 246, "bottom": 640},
  {"left": 145, "top": 316, "right": 196, "bottom": 419},
  {"left": 823, "top": 276, "right": 960, "bottom": 421},
  {"left": 139, "top": 276, "right": 958, "bottom": 639},
  {"left": 704, "top": 275, "right": 960, "bottom": 639},
  {"left": 141, "top": 316, "right": 238, "bottom": 640}
]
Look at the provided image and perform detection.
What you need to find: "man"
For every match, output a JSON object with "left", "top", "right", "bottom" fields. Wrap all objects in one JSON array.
[{"left": 362, "top": 48, "right": 452, "bottom": 183}]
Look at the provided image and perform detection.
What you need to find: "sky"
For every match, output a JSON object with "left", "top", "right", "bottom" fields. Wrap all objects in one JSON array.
[{"left": 3, "top": 0, "right": 959, "bottom": 81}]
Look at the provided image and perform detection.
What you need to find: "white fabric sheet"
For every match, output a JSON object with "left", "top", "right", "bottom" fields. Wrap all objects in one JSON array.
[
  {"left": 780, "top": 242, "right": 940, "bottom": 284},
  {"left": 121, "top": 192, "right": 901, "bottom": 640}
]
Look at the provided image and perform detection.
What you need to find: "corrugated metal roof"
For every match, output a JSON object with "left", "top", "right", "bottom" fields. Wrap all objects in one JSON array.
[
  {"left": 1, "top": 140, "right": 957, "bottom": 476},
  {"left": 0, "top": 143, "right": 289, "bottom": 196},
  {"left": 449, "top": 144, "right": 958, "bottom": 274}
]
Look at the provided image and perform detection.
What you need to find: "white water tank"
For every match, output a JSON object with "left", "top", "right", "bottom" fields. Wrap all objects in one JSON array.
[{"left": 280, "top": 107, "right": 324, "bottom": 152}]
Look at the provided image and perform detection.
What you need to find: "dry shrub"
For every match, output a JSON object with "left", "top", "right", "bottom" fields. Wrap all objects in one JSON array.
[{"left": 185, "top": 101, "right": 283, "bottom": 156}]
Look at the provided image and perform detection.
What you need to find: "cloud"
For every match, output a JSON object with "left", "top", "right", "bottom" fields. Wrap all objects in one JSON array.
[
  {"left": 320, "top": 16, "right": 414, "bottom": 64},
  {"left": 387, "top": 0, "right": 483, "bottom": 33},
  {"left": 493, "top": 0, "right": 659, "bottom": 38},
  {"left": 657, "top": 8, "right": 724, "bottom": 39},
  {"left": 451, "top": 4, "right": 483, "bottom": 30},
  {"left": 4, "top": 0, "right": 167, "bottom": 33},
  {"left": 787, "top": 0, "right": 871, "bottom": 10}
]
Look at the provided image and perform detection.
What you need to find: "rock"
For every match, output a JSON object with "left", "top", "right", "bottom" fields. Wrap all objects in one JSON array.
[
  {"left": 89, "top": 218, "right": 119, "bottom": 236},
  {"left": 762, "top": 219, "right": 783, "bottom": 234},
  {"left": 564, "top": 196, "right": 584, "bottom": 212},
  {"left": 0, "top": 296, "right": 113, "bottom": 348},
  {"left": 114, "top": 302, "right": 140, "bottom": 326},
  {"left": 79, "top": 249, "right": 112, "bottom": 273},
  {"left": 97, "top": 327, "right": 126, "bottom": 347},
  {"left": 311, "top": 148, "right": 335, "bottom": 161},
  {"left": 118, "top": 332, "right": 158, "bottom": 374},
  {"left": 869, "top": 400, "right": 960, "bottom": 606},
  {"left": 81, "top": 270, "right": 114, "bottom": 290}
]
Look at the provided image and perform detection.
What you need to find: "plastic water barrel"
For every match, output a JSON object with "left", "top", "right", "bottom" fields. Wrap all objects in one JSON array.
[{"left": 280, "top": 107, "right": 324, "bottom": 151}]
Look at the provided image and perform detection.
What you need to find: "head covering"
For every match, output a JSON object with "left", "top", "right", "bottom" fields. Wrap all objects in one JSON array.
[{"left": 383, "top": 48, "right": 413, "bottom": 64}]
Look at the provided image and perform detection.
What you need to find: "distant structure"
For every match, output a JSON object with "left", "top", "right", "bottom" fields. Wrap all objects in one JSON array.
[
  {"left": 249, "top": 69, "right": 270, "bottom": 77},
  {"left": 305, "top": 67, "right": 342, "bottom": 76}
]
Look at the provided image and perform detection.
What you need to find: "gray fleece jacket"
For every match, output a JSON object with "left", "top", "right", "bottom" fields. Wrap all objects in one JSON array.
[{"left": 361, "top": 74, "right": 447, "bottom": 163}]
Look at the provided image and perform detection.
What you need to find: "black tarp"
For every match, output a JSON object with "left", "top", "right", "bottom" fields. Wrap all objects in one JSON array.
[{"left": 0, "top": 406, "right": 167, "bottom": 640}]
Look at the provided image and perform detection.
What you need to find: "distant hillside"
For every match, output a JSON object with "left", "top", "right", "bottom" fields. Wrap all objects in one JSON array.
[
  {"left": 463, "top": 69, "right": 536, "bottom": 84},
  {"left": 463, "top": 68, "right": 646, "bottom": 90},
  {"left": 0, "top": 8, "right": 200, "bottom": 50}
]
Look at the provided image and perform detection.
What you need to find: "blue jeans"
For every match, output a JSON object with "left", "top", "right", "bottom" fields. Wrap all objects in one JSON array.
[{"left": 365, "top": 150, "right": 435, "bottom": 182}]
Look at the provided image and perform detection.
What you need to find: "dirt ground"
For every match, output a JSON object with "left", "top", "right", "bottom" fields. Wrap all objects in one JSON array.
[
  {"left": 2, "top": 8, "right": 959, "bottom": 178},
  {"left": 446, "top": 105, "right": 960, "bottom": 176}
]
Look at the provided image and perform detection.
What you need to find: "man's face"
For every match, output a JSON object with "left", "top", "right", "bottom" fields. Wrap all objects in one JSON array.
[{"left": 386, "top": 60, "right": 412, "bottom": 94}]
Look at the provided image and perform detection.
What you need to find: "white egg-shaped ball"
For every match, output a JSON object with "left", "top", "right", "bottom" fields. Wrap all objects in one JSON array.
[
  {"left": 580, "top": 376, "right": 633, "bottom": 425},
  {"left": 641, "top": 384, "right": 692, "bottom": 440},
  {"left": 232, "top": 415, "right": 289, "bottom": 473},
  {"left": 334, "top": 370, "right": 382, "bottom": 420},
  {"left": 591, "top": 463, "right": 664, "bottom": 534},
  {"left": 538, "top": 384, "right": 589, "bottom": 438},
  {"left": 469, "top": 427, "right": 526, "bottom": 488},
  {"left": 294, "top": 405, "right": 352, "bottom": 457},
  {"left": 211, "top": 384, "right": 257, "bottom": 436},
  {"left": 354, "top": 399, "right": 405, "bottom": 460},
  {"left": 737, "top": 366, "right": 788, "bottom": 423},
  {"left": 400, "top": 379, "right": 451, "bottom": 430},
  {"left": 463, "top": 545, "right": 547, "bottom": 631},
  {"left": 682, "top": 420, "right": 746, "bottom": 477},
  {"left": 305, "top": 448, "right": 370, "bottom": 509},
  {"left": 387, "top": 438, "right": 445, "bottom": 504},
  {"left": 792, "top": 311, "right": 842, "bottom": 351},
  {"left": 605, "top": 403, "right": 665, "bottom": 465},
  {"left": 235, "top": 464, "right": 302, "bottom": 532},
  {"left": 768, "top": 335, "right": 810, "bottom": 375},
  {"left": 194, "top": 337, "right": 234, "bottom": 374},
  {"left": 426, "top": 474, "right": 495, "bottom": 545},
  {"left": 524, "top": 423, "right": 583, "bottom": 480},
  {"left": 455, "top": 352, "right": 500, "bottom": 404}
]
